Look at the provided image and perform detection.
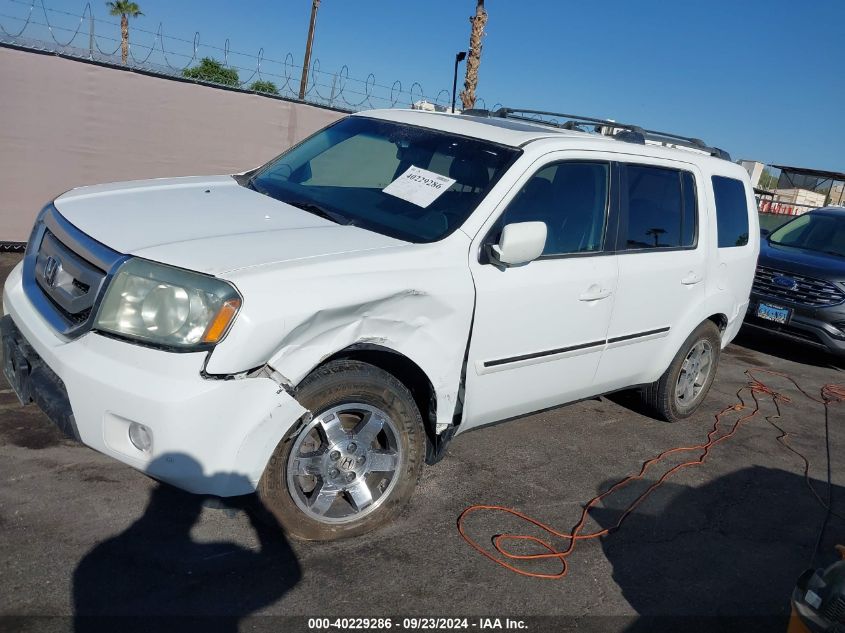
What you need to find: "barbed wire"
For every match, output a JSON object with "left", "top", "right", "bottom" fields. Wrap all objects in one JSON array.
[{"left": 0, "top": 0, "right": 497, "bottom": 111}]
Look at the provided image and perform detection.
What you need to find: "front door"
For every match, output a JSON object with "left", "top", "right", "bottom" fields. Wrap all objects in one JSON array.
[{"left": 462, "top": 158, "right": 619, "bottom": 430}]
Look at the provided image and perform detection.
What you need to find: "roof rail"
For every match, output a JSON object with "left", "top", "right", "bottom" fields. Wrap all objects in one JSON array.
[{"left": 462, "top": 107, "right": 731, "bottom": 161}]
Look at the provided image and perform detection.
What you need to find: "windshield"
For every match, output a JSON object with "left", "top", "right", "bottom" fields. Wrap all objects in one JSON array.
[
  {"left": 769, "top": 212, "right": 845, "bottom": 257},
  {"left": 247, "top": 116, "right": 520, "bottom": 242}
]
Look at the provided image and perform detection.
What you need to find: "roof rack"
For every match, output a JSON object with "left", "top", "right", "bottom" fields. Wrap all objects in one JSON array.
[{"left": 462, "top": 107, "right": 731, "bottom": 161}]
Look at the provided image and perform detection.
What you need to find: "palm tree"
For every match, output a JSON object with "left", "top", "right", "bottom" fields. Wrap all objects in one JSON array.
[
  {"left": 460, "top": 0, "right": 487, "bottom": 111},
  {"left": 106, "top": 1, "right": 143, "bottom": 65},
  {"left": 299, "top": 0, "right": 321, "bottom": 100}
]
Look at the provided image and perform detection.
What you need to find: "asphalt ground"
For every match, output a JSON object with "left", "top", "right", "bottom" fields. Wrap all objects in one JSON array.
[{"left": 1, "top": 251, "right": 844, "bottom": 632}]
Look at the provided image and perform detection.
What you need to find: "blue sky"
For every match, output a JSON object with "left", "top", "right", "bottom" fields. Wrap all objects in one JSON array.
[{"left": 8, "top": 0, "right": 845, "bottom": 172}]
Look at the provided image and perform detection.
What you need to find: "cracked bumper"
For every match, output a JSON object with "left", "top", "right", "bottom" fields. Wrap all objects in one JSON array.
[{"left": 3, "top": 262, "right": 307, "bottom": 496}]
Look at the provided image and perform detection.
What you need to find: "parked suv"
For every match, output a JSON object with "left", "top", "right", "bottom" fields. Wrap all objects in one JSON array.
[
  {"left": 745, "top": 206, "right": 845, "bottom": 355},
  {"left": 1, "top": 108, "right": 758, "bottom": 539}
]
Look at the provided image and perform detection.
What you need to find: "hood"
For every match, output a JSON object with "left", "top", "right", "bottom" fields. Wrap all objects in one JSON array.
[
  {"left": 53, "top": 176, "right": 406, "bottom": 275},
  {"left": 759, "top": 237, "right": 845, "bottom": 282}
]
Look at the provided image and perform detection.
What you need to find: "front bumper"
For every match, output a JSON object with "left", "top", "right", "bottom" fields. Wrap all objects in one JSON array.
[
  {"left": 2, "top": 262, "right": 307, "bottom": 496},
  {"left": 2, "top": 314, "right": 79, "bottom": 440},
  {"left": 745, "top": 292, "right": 845, "bottom": 355}
]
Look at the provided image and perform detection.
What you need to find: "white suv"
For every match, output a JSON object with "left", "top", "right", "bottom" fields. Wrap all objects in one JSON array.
[{"left": 1, "top": 108, "right": 758, "bottom": 539}]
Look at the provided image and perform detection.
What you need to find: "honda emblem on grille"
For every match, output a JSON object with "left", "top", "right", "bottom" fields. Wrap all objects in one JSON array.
[
  {"left": 43, "top": 256, "right": 62, "bottom": 288},
  {"left": 772, "top": 275, "right": 798, "bottom": 291}
]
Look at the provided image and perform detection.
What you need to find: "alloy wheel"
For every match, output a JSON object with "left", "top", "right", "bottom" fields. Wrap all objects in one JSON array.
[
  {"left": 286, "top": 403, "right": 403, "bottom": 524},
  {"left": 674, "top": 339, "right": 713, "bottom": 408}
]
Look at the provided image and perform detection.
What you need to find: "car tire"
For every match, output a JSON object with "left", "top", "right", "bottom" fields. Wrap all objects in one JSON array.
[
  {"left": 641, "top": 320, "right": 721, "bottom": 423},
  {"left": 258, "top": 359, "right": 425, "bottom": 541}
]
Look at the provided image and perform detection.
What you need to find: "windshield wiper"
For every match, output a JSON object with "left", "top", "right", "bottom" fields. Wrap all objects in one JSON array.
[
  {"left": 245, "top": 174, "right": 266, "bottom": 195},
  {"left": 284, "top": 199, "right": 354, "bottom": 226}
]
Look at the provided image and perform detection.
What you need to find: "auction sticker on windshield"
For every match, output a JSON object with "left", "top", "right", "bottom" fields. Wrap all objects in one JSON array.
[{"left": 383, "top": 165, "right": 456, "bottom": 208}]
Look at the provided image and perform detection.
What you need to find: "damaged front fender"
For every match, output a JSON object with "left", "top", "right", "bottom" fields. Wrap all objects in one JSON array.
[
  {"left": 205, "top": 236, "right": 476, "bottom": 433},
  {"left": 265, "top": 284, "right": 470, "bottom": 433}
]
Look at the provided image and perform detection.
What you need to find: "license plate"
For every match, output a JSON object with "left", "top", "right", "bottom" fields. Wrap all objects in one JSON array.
[
  {"left": 756, "top": 302, "right": 790, "bottom": 324},
  {"left": 1, "top": 335, "right": 31, "bottom": 404}
]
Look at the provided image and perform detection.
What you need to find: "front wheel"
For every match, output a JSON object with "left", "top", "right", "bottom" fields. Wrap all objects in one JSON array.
[
  {"left": 258, "top": 360, "right": 425, "bottom": 540},
  {"left": 641, "top": 321, "right": 721, "bottom": 423}
]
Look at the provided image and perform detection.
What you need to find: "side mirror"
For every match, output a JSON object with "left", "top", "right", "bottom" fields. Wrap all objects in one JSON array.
[
  {"left": 491, "top": 221, "right": 547, "bottom": 266},
  {"left": 760, "top": 228, "right": 771, "bottom": 237}
]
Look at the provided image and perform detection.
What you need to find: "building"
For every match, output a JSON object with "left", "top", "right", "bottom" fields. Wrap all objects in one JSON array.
[
  {"left": 772, "top": 164, "right": 845, "bottom": 207},
  {"left": 741, "top": 161, "right": 845, "bottom": 216},
  {"left": 740, "top": 160, "right": 766, "bottom": 188}
]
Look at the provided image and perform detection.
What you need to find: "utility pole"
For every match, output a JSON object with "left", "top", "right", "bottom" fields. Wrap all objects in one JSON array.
[
  {"left": 299, "top": 0, "right": 320, "bottom": 100},
  {"left": 88, "top": 10, "right": 94, "bottom": 59},
  {"left": 452, "top": 52, "right": 466, "bottom": 113}
]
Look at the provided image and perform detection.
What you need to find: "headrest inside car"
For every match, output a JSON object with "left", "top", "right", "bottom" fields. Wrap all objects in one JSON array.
[{"left": 449, "top": 158, "right": 490, "bottom": 191}]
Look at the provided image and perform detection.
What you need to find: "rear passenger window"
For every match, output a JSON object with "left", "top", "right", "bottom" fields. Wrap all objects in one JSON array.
[
  {"left": 499, "top": 161, "right": 609, "bottom": 256},
  {"left": 712, "top": 176, "right": 750, "bottom": 247},
  {"left": 623, "top": 165, "right": 697, "bottom": 250}
]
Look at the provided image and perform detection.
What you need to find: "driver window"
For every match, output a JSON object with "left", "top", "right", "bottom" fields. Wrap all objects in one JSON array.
[{"left": 499, "top": 161, "right": 609, "bottom": 256}]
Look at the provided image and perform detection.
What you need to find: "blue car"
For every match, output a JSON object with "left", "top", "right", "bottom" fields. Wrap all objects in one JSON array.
[{"left": 747, "top": 206, "right": 845, "bottom": 355}]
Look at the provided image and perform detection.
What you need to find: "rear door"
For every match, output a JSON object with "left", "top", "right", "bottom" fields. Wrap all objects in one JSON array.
[
  {"left": 461, "top": 155, "right": 619, "bottom": 430},
  {"left": 593, "top": 159, "right": 705, "bottom": 392}
]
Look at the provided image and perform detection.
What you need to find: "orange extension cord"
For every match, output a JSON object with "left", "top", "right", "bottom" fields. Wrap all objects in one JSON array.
[{"left": 457, "top": 368, "right": 845, "bottom": 579}]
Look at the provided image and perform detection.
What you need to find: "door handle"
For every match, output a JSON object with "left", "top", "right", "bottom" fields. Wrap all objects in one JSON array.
[
  {"left": 579, "top": 285, "right": 612, "bottom": 301},
  {"left": 681, "top": 272, "right": 703, "bottom": 286}
]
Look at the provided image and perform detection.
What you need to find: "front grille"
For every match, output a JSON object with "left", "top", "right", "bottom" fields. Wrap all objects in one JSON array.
[
  {"left": 22, "top": 205, "right": 123, "bottom": 337},
  {"left": 752, "top": 265, "right": 845, "bottom": 307},
  {"left": 34, "top": 230, "right": 105, "bottom": 323},
  {"left": 71, "top": 279, "right": 90, "bottom": 293},
  {"left": 39, "top": 288, "right": 92, "bottom": 326},
  {"left": 823, "top": 595, "right": 845, "bottom": 623}
]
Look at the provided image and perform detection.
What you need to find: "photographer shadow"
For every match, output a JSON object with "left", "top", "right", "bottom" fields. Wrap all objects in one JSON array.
[
  {"left": 590, "top": 466, "right": 845, "bottom": 633},
  {"left": 73, "top": 453, "right": 301, "bottom": 632}
]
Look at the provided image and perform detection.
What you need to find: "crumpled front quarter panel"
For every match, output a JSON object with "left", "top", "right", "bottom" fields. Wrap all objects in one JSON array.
[{"left": 205, "top": 234, "right": 475, "bottom": 431}]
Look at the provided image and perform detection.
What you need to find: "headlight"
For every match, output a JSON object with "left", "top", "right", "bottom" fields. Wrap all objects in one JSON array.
[{"left": 94, "top": 258, "right": 241, "bottom": 350}]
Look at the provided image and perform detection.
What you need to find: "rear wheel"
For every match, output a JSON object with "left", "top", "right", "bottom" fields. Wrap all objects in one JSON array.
[
  {"left": 642, "top": 321, "right": 721, "bottom": 422},
  {"left": 258, "top": 360, "right": 425, "bottom": 540}
]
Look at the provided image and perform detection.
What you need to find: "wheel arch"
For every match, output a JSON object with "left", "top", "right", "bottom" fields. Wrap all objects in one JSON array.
[
  {"left": 647, "top": 311, "right": 728, "bottom": 385},
  {"left": 303, "top": 344, "right": 440, "bottom": 459},
  {"left": 707, "top": 312, "right": 728, "bottom": 334}
]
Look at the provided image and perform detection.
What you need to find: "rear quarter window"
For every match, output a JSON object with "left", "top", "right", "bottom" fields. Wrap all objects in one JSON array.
[{"left": 712, "top": 176, "right": 750, "bottom": 248}]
